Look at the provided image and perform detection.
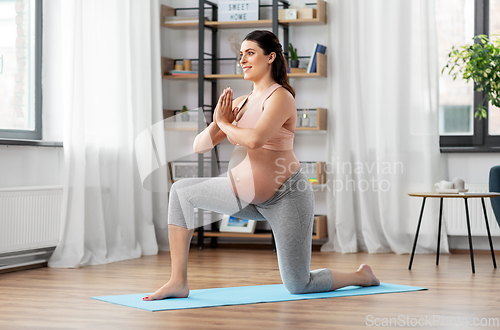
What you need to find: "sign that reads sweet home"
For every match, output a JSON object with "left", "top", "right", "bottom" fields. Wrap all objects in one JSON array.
[{"left": 219, "top": 0, "right": 260, "bottom": 22}]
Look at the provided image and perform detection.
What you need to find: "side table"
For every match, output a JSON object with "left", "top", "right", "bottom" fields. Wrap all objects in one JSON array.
[{"left": 408, "top": 192, "right": 500, "bottom": 273}]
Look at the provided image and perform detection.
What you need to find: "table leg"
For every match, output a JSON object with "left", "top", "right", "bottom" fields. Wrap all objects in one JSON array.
[
  {"left": 409, "top": 197, "right": 426, "bottom": 270},
  {"left": 481, "top": 198, "right": 497, "bottom": 268},
  {"left": 436, "top": 198, "right": 443, "bottom": 266},
  {"left": 464, "top": 198, "right": 475, "bottom": 274}
]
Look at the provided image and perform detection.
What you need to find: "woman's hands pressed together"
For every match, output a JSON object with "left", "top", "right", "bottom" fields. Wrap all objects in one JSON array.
[{"left": 215, "top": 88, "right": 236, "bottom": 126}]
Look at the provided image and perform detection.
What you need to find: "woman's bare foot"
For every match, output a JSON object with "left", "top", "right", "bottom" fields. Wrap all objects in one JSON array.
[
  {"left": 143, "top": 280, "right": 189, "bottom": 301},
  {"left": 356, "top": 264, "right": 380, "bottom": 287}
]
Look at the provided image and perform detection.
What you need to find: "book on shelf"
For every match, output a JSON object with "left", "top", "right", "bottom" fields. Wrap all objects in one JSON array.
[
  {"left": 306, "top": 43, "right": 327, "bottom": 73},
  {"left": 163, "top": 16, "right": 210, "bottom": 24},
  {"left": 168, "top": 70, "right": 198, "bottom": 75}
]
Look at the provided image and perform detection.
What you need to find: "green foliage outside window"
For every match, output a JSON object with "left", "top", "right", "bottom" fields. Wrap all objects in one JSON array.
[{"left": 442, "top": 34, "right": 500, "bottom": 119}]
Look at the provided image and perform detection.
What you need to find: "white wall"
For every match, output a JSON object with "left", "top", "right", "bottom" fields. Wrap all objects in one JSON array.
[{"left": 442, "top": 153, "right": 499, "bottom": 184}]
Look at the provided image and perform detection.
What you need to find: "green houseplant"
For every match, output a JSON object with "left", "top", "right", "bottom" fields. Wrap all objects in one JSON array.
[
  {"left": 288, "top": 43, "right": 299, "bottom": 68},
  {"left": 442, "top": 34, "right": 500, "bottom": 119},
  {"left": 181, "top": 105, "right": 190, "bottom": 122}
]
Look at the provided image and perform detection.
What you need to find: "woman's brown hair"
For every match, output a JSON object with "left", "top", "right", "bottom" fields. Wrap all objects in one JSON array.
[{"left": 243, "top": 30, "right": 295, "bottom": 98}]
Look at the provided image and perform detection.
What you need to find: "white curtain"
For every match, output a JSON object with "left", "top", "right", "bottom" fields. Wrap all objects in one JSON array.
[
  {"left": 323, "top": 0, "right": 448, "bottom": 254},
  {"left": 48, "top": 0, "right": 168, "bottom": 268}
]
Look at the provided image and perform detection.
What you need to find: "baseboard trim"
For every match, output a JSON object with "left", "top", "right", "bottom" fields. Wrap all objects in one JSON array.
[
  {"left": 450, "top": 249, "right": 499, "bottom": 255},
  {"left": 0, "top": 261, "right": 48, "bottom": 274}
]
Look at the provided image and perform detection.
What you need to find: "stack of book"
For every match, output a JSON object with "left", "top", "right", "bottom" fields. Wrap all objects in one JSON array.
[
  {"left": 168, "top": 70, "right": 198, "bottom": 76},
  {"left": 306, "top": 43, "right": 327, "bottom": 73},
  {"left": 163, "top": 16, "right": 210, "bottom": 25}
]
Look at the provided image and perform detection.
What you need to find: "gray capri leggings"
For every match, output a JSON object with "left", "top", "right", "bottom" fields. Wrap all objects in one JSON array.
[{"left": 168, "top": 168, "right": 333, "bottom": 294}]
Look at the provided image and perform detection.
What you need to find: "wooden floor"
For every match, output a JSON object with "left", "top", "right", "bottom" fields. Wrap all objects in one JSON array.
[{"left": 1, "top": 247, "right": 499, "bottom": 329}]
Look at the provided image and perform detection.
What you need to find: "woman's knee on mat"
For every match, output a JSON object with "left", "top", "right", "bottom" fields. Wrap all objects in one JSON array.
[
  {"left": 282, "top": 268, "right": 333, "bottom": 294},
  {"left": 282, "top": 277, "right": 311, "bottom": 294}
]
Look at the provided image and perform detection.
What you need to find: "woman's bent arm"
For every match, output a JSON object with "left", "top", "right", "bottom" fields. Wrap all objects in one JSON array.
[{"left": 193, "top": 122, "right": 227, "bottom": 153}]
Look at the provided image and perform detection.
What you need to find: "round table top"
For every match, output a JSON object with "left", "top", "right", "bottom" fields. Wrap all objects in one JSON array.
[{"left": 409, "top": 192, "right": 500, "bottom": 198}]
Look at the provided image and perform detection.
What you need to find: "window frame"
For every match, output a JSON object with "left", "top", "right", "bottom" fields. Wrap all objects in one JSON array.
[
  {"left": 440, "top": 0, "right": 500, "bottom": 152},
  {"left": 0, "top": 0, "right": 43, "bottom": 141}
]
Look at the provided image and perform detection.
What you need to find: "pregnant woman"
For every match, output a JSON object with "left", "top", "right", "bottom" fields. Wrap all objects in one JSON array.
[{"left": 144, "top": 30, "right": 380, "bottom": 301}]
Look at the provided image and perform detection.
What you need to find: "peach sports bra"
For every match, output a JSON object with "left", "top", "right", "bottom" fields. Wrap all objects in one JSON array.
[{"left": 233, "top": 83, "right": 294, "bottom": 151}]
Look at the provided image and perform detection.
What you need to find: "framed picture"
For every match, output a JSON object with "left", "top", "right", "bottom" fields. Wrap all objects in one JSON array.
[{"left": 220, "top": 215, "right": 256, "bottom": 233}]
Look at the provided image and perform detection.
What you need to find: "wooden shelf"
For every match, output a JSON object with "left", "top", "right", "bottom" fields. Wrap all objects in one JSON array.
[
  {"left": 161, "top": 22, "right": 198, "bottom": 29},
  {"left": 163, "top": 69, "right": 326, "bottom": 80},
  {"left": 162, "top": 74, "right": 198, "bottom": 80},
  {"left": 194, "top": 215, "right": 327, "bottom": 240},
  {"left": 161, "top": 1, "right": 327, "bottom": 30},
  {"left": 205, "top": 20, "right": 273, "bottom": 29},
  {"left": 162, "top": 18, "right": 326, "bottom": 30},
  {"left": 164, "top": 108, "right": 327, "bottom": 132},
  {"left": 193, "top": 232, "right": 273, "bottom": 239}
]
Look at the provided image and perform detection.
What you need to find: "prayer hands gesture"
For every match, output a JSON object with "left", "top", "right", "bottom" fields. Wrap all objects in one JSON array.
[{"left": 214, "top": 88, "right": 236, "bottom": 126}]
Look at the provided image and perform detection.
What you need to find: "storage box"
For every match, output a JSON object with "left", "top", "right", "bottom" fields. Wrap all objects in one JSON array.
[
  {"left": 279, "top": 8, "right": 316, "bottom": 20},
  {"left": 297, "top": 8, "right": 316, "bottom": 19}
]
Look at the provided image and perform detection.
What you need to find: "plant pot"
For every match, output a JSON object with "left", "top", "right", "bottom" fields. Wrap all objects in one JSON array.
[
  {"left": 181, "top": 113, "right": 190, "bottom": 122},
  {"left": 291, "top": 60, "right": 299, "bottom": 68}
]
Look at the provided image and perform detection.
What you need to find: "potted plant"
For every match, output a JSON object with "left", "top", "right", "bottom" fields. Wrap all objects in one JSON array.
[
  {"left": 288, "top": 43, "right": 299, "bottom": 68},
  {"left": 181, "top": 105, "right": 190, "bottom": 122},
  {"left": 442, "top": 34, "right": 500, "bottom": 119}
]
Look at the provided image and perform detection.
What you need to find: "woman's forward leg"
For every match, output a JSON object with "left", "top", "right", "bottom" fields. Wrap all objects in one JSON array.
[{"left": 144, "top": 176, "right": 264, "bottom": 301}]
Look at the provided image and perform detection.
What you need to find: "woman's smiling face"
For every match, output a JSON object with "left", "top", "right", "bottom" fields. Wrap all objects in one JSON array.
[{"left": 239, "top": 40, "right": 274, "bottom": 81}]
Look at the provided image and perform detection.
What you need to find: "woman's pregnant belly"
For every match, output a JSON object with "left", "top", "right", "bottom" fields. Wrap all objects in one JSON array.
[{"left": 227, "top": 146, "right": 300, "bottom": 204}]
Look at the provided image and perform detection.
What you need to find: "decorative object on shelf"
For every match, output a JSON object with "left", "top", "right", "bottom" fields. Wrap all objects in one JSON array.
[
  {"left": 227, "top": 32, "right": 244, "bottom": 74},
  {"left": 220, "top": 215, "right": 257, "bottom": 233},
  {"left": 288, "top": 42, "right": 299, "bottom": 68},
  {"left": 306, "top": 43, "right": 327, "bottom": 73},
  {"left": 279, "top": 1, "right": 316, "bottom": 20},
  {"left": 174, "top": 64, "right": 183, "bottom": 71},
  {"left": 183, "top": 59, "right": 192, "bottom": 71},
  {"left": 219, "top": 0, "right": 260, "bottom": 22},
  {"left": 442, "top": 34, "right": 500, "bottom": 120},
  {"left": 296, "top": 108, "right": 326, "bottom": 130},
  {"left": 301, "top": 112, "right": 309, "bottom": 127},
  {"left": 181, "top": 105, "right": 190, "bottom": 122},
  {"left": 301, "top": 102, "right": 310, "bottom": 127},
  {"left": 285, "top": 9, "right": 297, "bottom": 19}
]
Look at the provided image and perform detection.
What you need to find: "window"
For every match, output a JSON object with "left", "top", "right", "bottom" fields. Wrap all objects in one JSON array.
[
  {"left": 0, "top": 0, "right": 42, "bottom": 140},
  {"left": 436, "top": 0, "right": 500, "bottom": 151},
  {"left": 489, "top": 0, "right": 500, "bottom": 136}
]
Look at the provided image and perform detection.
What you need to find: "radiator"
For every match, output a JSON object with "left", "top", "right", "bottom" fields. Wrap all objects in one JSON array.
[
  {"left": 444, "top": 184, "right": 500, "bottom": 236},
  {"left": 0, "top": 186, "right": 62, "bottom": 254}
]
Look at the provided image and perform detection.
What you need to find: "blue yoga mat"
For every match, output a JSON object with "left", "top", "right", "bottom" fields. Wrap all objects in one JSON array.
[{"left": 92, "top": 283, "right": 427, "bottom": 312}]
